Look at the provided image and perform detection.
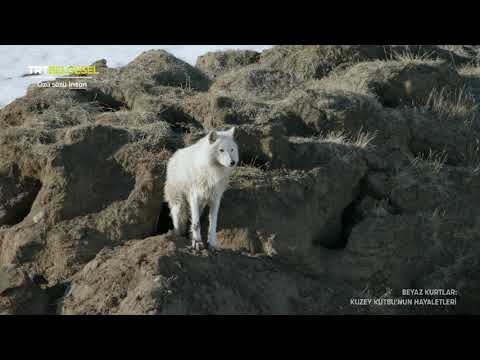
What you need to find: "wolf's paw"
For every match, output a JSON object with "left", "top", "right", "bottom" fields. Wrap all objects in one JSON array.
[
  {"left": 207, "top": 241, "right": 220, "bottom": 251},
  {"left": 191, "top": 239, "right": 205, "bottom": 251}
]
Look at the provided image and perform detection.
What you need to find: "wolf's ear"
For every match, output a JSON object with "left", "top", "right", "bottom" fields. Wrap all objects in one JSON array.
[
  {"left": 208, "top": 130, "right": 217, "bottom": 144},
  {"left": 226, "top": 126, "right": 235, "bottom": 137}
]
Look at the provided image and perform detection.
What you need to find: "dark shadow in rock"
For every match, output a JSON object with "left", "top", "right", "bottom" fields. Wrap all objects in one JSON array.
[
  {"left": 74, "top": 88, "right": 126, "bottom": 112},
  {"left": 0, "top": 174, "right": 42, "bottom": 226},
  {"left": 200, "top": 206, "right": 210, "bottom": 245},
  {"left": 312, "top": 216, "right": 344, "bottom": 250},
  {"left": 339, "top": 177, "right": 369, "bottom": 249},
  {"left": 32, "top": 273, "right": 66, "bottom": 314},
  {"left": 279, "top": 112, "right": 316, "bottom": 137},
  {"left": 156, "top": 202, "right": 174, "bottom": 235},
  {"left": 158, "top": 202, "right": 209, "bottom": 243},
  {"left": 321, "top": 177, "right": 368, "bottom": 250},
  {"left": 32, "top": 274, "right": 48, "bottom": 286},
  {"left": 158, "top": 106, "right": 204, "bottom": 136},
  {"left": 45, "top": 281, "right": 69, "bottom": 315},
  {"left": 339, "top": 201, "right": 363, "bottom": 249},
  {"left": 157, "top": 201, "right": 211, "bottom": 249}
]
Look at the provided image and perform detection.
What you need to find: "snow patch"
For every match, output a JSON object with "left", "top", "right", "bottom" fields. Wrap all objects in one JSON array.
[{"left": 0, "top": 45, "right": 272, "bottom": 108}]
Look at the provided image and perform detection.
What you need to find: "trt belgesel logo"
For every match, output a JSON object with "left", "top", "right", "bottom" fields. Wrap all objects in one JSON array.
[{"left": 27, "top": 65, "right": 98, "bottom": 77}]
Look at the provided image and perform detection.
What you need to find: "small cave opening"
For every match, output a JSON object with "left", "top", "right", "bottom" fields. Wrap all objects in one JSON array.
[
  {"left": 314, "top": 201, "right": 363, "bottom": 251},
  {"left": 318, "top": 178, "right": 369, "bottom": 250},
  {"left": 46, "top": 282, "right": 70, "bottom": 315},
  {"left": 339, "top": 200, "right": 364, "bottom": 249},
  {"left": 338, "top": 178, "right": 370, "bottom": 249},
  {"left": 279, "top": 112, "right": 314, "bottom": 137},
  {"left": 75, "top": 88, "right": 126, "bottom": 112},
  {"left": 0, "top": 176, "right": 42, "bottom": 227},
  {"left": 32, "top": 274, "right": 48, "bottom": 286},
  {"left": 156, "top": 202, "right": 174, "bottom": 235},
  {"left": 31, "top": 274, "right": 70, "bottom": 315},
  {"left": 162, "top": 108, "right": 204, "bottom": 136}
]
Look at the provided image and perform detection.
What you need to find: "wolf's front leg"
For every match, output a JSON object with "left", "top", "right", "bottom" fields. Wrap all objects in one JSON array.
[
  {"left": 189, "top": 193, "right": 203, "bottom": 250},
  {"left": 208, "top": 193, "right": 222, "bottom": 250}
]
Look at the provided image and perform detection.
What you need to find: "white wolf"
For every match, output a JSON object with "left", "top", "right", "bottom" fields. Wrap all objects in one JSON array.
[{"left": 164, "top": 127, "right": 239, "bottom": 250}]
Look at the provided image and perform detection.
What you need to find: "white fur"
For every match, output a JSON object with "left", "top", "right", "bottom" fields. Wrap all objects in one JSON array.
[{"left": 164, "top": 127, "right": 239, "bottom": 250}]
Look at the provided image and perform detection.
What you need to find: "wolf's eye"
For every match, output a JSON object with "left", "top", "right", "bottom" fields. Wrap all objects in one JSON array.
[
  {"left": 220, "top": 149, "right": 224, "bottom": 152},
  {"left": 230, "top": 148, "right": 234, "bottom": 152}
]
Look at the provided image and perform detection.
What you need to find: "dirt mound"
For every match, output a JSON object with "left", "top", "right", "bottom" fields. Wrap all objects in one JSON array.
[
  {"left": 329, "top": 59, "right": 462, "bottom": 107},
  {"left": 118, "top": 49, "right": 210, "bottom": 94},
  {"left": 259, "top": 45, "right": 382, "bottom": 81},
  {"left": 209, "top": 66, "right": 299, "bottom": 101},
  {"left": 259, "top": 45, "right": 475, "bottom": 82},
  {"left": 0, "top": 123, "right": 172, "bottom": 284},
  {"left": 60, "top": 233, "right": 354, "bottom": 314},
  {"left": 196, "top": 50, "right": 260, "bottom": 79}
]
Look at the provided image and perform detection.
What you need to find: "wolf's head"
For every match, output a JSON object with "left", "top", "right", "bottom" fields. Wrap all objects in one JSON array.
[{"left": 208, "top": 127, "right": 239, "bottom": 168}]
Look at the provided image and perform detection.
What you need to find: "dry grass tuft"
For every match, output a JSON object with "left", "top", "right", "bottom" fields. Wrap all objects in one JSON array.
[
  {"left": 239, "top": 156, "right": 271, "bottom": 172},
  {"left": 386, "top": 46, "right": 442, "bottom": 66},
  {"left": 462, "top": 139, "right": 480, "bottom": 170},
  {"left": 458, "top": 64, "right": 480, "bottom": 77},
  {"left": 409, "top": 149, "right": 448, "bottom": 175},
  {"left": 321, "top": 128, "right": 376, "bottom": 150},
  {"left": 352, "top": 129, "right": 377, "bottom": 149},
  {"left": 322, "top": 130, "right": 348, "bottom": 145},
  {"left": 423, "top": 86, "right": 478, "bottom": 126}
]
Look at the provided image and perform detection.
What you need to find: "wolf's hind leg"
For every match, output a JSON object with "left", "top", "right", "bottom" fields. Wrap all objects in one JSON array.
[{"left": 170, "top": 201, "right": 187, "bottom": 236}]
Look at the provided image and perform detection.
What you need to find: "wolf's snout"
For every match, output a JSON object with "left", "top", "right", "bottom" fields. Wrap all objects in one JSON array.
[{"left": 230, "top": 160, "right": 236, "bottom": 166}]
